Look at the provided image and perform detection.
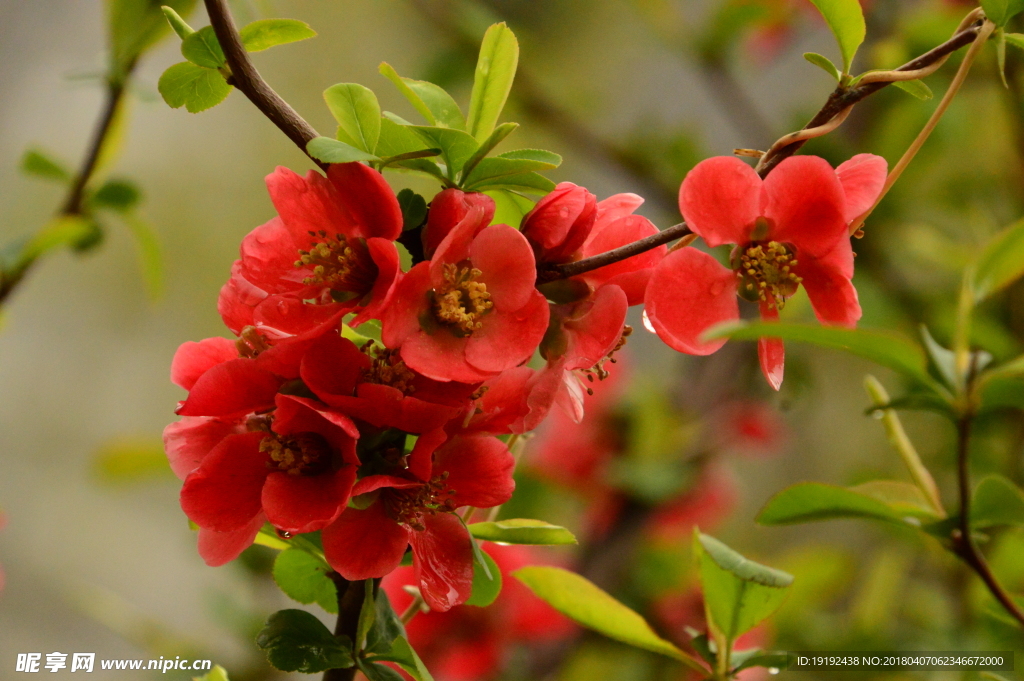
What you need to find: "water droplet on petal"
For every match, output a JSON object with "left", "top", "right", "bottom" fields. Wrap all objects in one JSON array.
[
  {"left": 642, "top": 309, "right": 656, "bottom": 334},
  {"left": 768, "top": 668, "right": 780, "bottom": 675}
]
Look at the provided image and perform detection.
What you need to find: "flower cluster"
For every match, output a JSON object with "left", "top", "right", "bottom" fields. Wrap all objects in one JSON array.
[{"left": 164, "top": 164, "right": 659, "bottom": 611}]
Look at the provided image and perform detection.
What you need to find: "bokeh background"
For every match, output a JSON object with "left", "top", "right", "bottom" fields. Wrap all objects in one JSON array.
[{"left": 1, "top": 0, "right": 1022, "bottom": 678}]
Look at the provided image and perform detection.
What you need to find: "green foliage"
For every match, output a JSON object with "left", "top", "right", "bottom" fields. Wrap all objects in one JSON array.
[
  {"left": 20, "top": 149, "right": 71, "bottom": 182},
  {"left": 806, "top": 0, "right": 866, "bottom": 73},
  {"left": 1006, "top": 32, "right": 1024, "bottom": 50},
  {"left": 981, "top": 0, "right": 1024, "bottom": 27},
  {"left": 108, "top": 0, "right": 197, "bottom": 78},
  {"left": 24, "top": 215, "right": 101, "bottom": 260},
  {"left": 92, "top": 438, "right": 173, "bottom": 483},
  {"left": 181, "top": 26, "right": 226, "bottom": 69},
  {"left": 397, "top": 189, "right": 428, "bottom": 231},
  {"left": 466, "top": 23, "right": 520, "bottom": 142},
  {"left": 466, "top": 549, "right": 502, "bottom": 607},
  {"left": 158, "top": 62, "right": 232, "bottom": 113},
  {"left": 707, "top": 321, "right": 940, "bottom": 391},
  {"left": 239, "top": 19, "right": 317, "bottom": 52},
  {"left": 462, "top": 152, "right": 562, "bottom": 190},
  {"left": 379, "top": 62, "right": 466, "bottom": 129},
  {"left": 467, "top": 171, "right": 555, "bottom": 194},
  {"left": 695, "top": 533, "right": 793, "bottom": 646},
  {"left": 324, "top": 84, "right": 382, "bottom": 154},
  {"left": 382, "top": 637, "right": 435, "bottom": 681},
  {"left": 804, "top": 52, "right": 841, "bottom": 81},
  {"left": 757, "top": 481, "right": 941, "bottom": 526},
  {"left": 972, "top": 475, "right": 1024, "bottom": 528},
  {"left": 191, "top": 664, "right": 229, "bottom": 681},
  {"left": 468, "top": 519, "right": 578, "bottom": 545},
  {"left": 358, "top": 661, "right": 405, "bottom": 681},
  {"left": 486, "top": 189, "right": 535, "bottom": 229},
  {"left": 307, "top": 137, "right": 381, "bottom": 164},
  {"left": 256, "top": 609, "right": 354, "bottom": 673},
  {"left": 513, "top": 566, "right": 704, "bottom": 669},
  {"left": 272, "top": 548, "right": 338, "bottom": 613},
  {"left": 459, "top": 122, "right": 519, "bottom": 180},
  {"left": 893, "top": 79, "right": 934, "bottom": 100},
  {"left": 971, "top": 217, "right": 1024, "bottom": 302},
  {"left": 407, "top": 126, "right": 480, "bottom": 178},
  {"left": 161, "top": 6, "right": 194, "bottom": 40},
  {"left": 91, "top": 179, "right": 142, "bottom": 212}
]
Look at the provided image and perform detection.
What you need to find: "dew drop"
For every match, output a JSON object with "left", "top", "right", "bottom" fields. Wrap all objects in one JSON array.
[
  {"left": 276, "top": 529, "right": 293, "bottom": 539},
  {"left": 642, "top": 309, "right": 656, "bottom": 334},
  {"left": 871, "top": 409, "right": 884, "bottom": 420},
  {"left": 768, "top": 668, "right": 780, "bottom": 675}
]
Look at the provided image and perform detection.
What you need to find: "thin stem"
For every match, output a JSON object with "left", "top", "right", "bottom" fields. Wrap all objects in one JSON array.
[
  {"left": 537, "top": 222, "right": 692, "bottom": 283},
  {"left": 400, "top": 592, "right": 426, "bottom": 625},
  {"left": 323, "top": 574, "right": 364, "bottom": 681},
  {"left": 847, "top": 19, "right": 996, "bottom": 236},
  {"left": 203, "top": 0, "right": 327, "bottom": 171}
]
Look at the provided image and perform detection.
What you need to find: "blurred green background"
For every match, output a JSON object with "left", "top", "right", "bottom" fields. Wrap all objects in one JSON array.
[{"left": 1, "top": 0, "right": 1022, "bottom": 678}]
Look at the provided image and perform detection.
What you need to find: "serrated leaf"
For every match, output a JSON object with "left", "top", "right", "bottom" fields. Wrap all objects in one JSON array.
[
  {"left": 408, "top": 126, "right": 479, "bottom": 176},
  {"left": 239, "top": 18, "right": 316, "bottom": 52},
  {"left": 397, "top": 189, "right": 428, "bottom": 232},
  {"left": 272, "top": 548, "right": 338, "bottom": 614},
  {"left": 466, "top": 548, "right": 502, "bottom": 607},
  {"left": 181, "top": 25, "right": 226, "bottom": 69},
  {"left": 981, "top": 0, "right": 1024, "bottom": 27},
  {"left": 256, "top": 609, "right": 354, "bottom": 673},
  {"left": 20, "top": 149, "right": 71, "bottom": 182},
  {"left": 893, "top": 79, "right": 934, "bottom": 100},
  {"left": 757, "top": 482, "right": 924, "bottom": 526},
  {"left": 384, "top": 637, "right": 434, "bottom": 681},
  {"left": 306, "top": 137, "right": 380, "bottom": 164},
  {"left": 973, "top": 218, "right": 1024, "bottom": 301},
  {"left": 468, "top": 519, "right": 578, "bottom": 545},
  {"left": 91, "top": 179, "right": 142, "bottom": 212},
  {"left": 804, "top": 52, "right": 841, "bottom": 80},
  {"left": 806, "top": 0, "right": 866, "bottom": 73},
  {"left": 324, "top": 83, "right": 382, "bottom": 154},
  {"left": 513, "top": 567, "right": 704, "bottom": 669},
  {"left": 696, "top": 533, "right": 793, "bottom": 644},
  {"left": 467, "top": 23, "right": 520, "bottom": 142},
  {"left": 358, "top": 660, "right": 405, "bottom": 681},
  {"left": 158, "top": 62, "right": 232, "bottom": 113},
  {"left": 972, "top": 475, "right": 1024, "bottom": 528},
  {"left": 463, "top": 157, "right": 560, "bottom": 189},
  {"left": 705, "top": 321, "right": 938, "bottom": 389},
  {"left": 378, "top": 62, "right": 465, "bottom": 130},
  {"left": 109, "top": 0, "right": 197, "bottom": 76},
  {"left": 366, "top": 588, "right": 405, "bottom": 654}
]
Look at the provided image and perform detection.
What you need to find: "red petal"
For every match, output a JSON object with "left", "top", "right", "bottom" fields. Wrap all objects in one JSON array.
[
  {"left": 411, "top": 513, "right": 475, "bottom": 611},
  {"left": 580, "top": 214, "right": 666, "bottom": 305},
  {"left": 171, "top": 337, "right": 237, "bottom": 390},
  {"left": 679, "top": 157, "right": 761, "bottom": 247},
  {"left": 180, "top": 433, "right": 269, "bottom": 531},
  {"left": 218, "top": 261, "right": 265, "bottom": 334},
  {"left": 423, "top": 189, "right": 496, "bottom": 259},
  {"left": 643, "top": 248, "right": 739, "bottom": 355},
  {"left": 350, "top": 237, "right": 401, "bottom": 325},
  {"left": 176, "top": 358, "right": 281, "bottom": 418},
  {"left": 197, "top": 514, "right": 265, "bottom": 567},
  {"left": 472, "top": 225, "right": 539, "bottom": 312},
  {"left": 238, "top": 217, "right": 304, "bottom": 293},
  {"left": 326, "top": 162, "right": 403, "bottom": 240},
  {"left": 594, "top": 192, "right": 645, "bottom": 227},
  {"left": 796, "top": 239, "right": 861, "bottom": 327},
  {"left": 762, "top": 156, "right": 847, "bottom": 258},
  {"left": 322, "top": 504, "right": 410, "bottom": 580},
  {"left": 556, "top": 285, "right": 628, "bottom": 371},
  {"left": 836, "top": 153, "right": 888, "bottom": 224},
  {"left": 430, "top": 205, "right": 492, "bottom": 286},
  {"left": 757, "top": 304, "right": 785, "bottom": 391},
  {"left": 252, "top": 297, "right": 346, "bottom": 340},
  {"left": 262, "top": 465, "right": 356, "bottom": 533},
  {"left": 163, "top": 416, "right": 244, "bottom": 480},
  {"left": 521, "top": 183, "right": 597, "bottom": 262},
  {"left": 274, "top": 394, "right": 360, "bottom": 446},
  {"left": 301, "top": 332, "right": 368, "bottom": 400},
  {"left": 466, "top": 291, "right": 549, "bottom": 374},
  {"left": 382, "top": 263, "right": 432, "bottom": 350},
  {"left": 434, "top": 435, "right": 515, "bottom": 508},
  {"left": 407, "top": 428, "right": 448, "bottom": 482},
  {"left": 401, "top": 325, "right": 485, "bottom": 383},
  {"left": 353, "top": 475, "right": 422, "bottom": 496}
]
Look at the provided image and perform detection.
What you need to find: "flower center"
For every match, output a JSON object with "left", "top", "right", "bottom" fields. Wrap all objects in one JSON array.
[
  {"left": 236, "top": 325, "right": 270, "bottom": 358},
  {"left": 359, "top": 342, "right": 417, "bottom": 395},
  {"left": 579, "top": 325, "right": 632, "bottom": 395},
  {"left": 433, "top": 264, "right": 493, "bottom": 334},
  {"left": 382, "top": 473, "right": 458, "bottom": 531},
  {"left": 261, "top": 431, "right": 333, "bottom": 476},
  {"left": 735, "top": 241, "right": 802, "bottom": 310},
  {"left": 295, "top": 231, "right": 376, "bottom": 297}
]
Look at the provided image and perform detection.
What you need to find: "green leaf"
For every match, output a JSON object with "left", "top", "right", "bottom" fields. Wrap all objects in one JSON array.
[
  {"left": 161, "top": 6, "right": 194, "bottom": 40},
  {"left": 384, "top": 637, "right": 435, "bottom": 681},
  {"left": 848, "top": 481, "right": 942, "bottom": 519},
  {"left": 324, "top": 83, "right": 382, "bottom": 154},
  {"left": 893, "top": 79, "right": 934, "bottom": 100},
  {"left": 158, "top": 62, "right": 232, "bottom": 113},
  {"left": 357, "top": 579, "right": 377, "bottom": 651},
  {"left": 397, "top": 189, "right": 428, "bottom": 232},
  {"left": 306, "top": 137, "right": 380, "bottom": 164},
  {"left": 466, "top": 548, "right": 502, "bottom": 607},
  {"left": 695, "top": 533, "right": 793, "bottom": 643},
  {"left": 1006, "top": 33, "right": 1024, "bottom": 50},
  {"left": 466, "top": 23, "right": 520, "bottom": 142},
  {"left": 485, "top": 190, "right": 535, "bottom": 229},
  {"left": 467, "top": 171, "right": 556, "bottom": 195},
  {"left": 804, "top": 52, "right": 841, "bottom": 80},
  {"left": 972, "top": 217, "right": 1024, "bottom": 301},
  {"left": 123, "top": 214, "right": 163, "bottom": 300},
  {"left": 108, "top": 0, "right": 197, "bottom": 77},
  {"left": 272, "top": 548, "right": 338, "bottom": 614},
  {"left": 20, "top": 148, "right": 71, "bottom": 182},
  {"left": 181, "top": 25, "right": 226, "bottom": 69},
  {"left": 378, "top": 62, "right": 466, "bottom": 130},
  {"left": 498, "top": 148, "right": 562, "bottom": 165},
  {"left": 239, "top": 18, "right": 316, "bottom": 52},
  {"left": 920, "top": 326, "right": 957, "bottom": 387},
  {"left": 732, "top": 653, "right": 792, "bottom": 673},
  {"left": 705, "top": 321, "right": 938, "bottom": 389},
  {"left": 366, "top": 588, "right": 405, "bottom": 654},
  {"left": 379, "top": 149, "right": 443, "bottom": 170},
  {"left": 92, "top": 438, "right": 173, "bottom": 484},
  {"left": 806, "top": 0, "right": 866, "bottom": 73},
  {"left": 408, "top": 126, "right": 480, "bottom": 176},
  {"left": 463, "top": 157, "right": 561, "bottom": 190},
  {"left": 458, "top": 122, "right": 519, "bottom": 181},
  {"left": 24, "top": 215, "right": 99, "bottom": 260},
  {"left": 357, "top": 660, "right": 405, "bottom": 681},
  {"left": 91, "top": 179, "right": 142, "bottom": 212},
  {"left": 997, "top": 29, "right": 1010, "bottom": 89},
  {"left": 191, "top": 664, "right": 229, "bottom": 681},
  {"left": 513, "top": 566, "right": 704, "bottom": 669},
  {"left": 757, "top": 482, "right": 930, "bottom": 526},
  {"left": 256, "top": 609, "right": 354, "bottom": 673},
  {"left": 468, "top": 519, "right": 578, "bottom": 545},
  {"left": 981, "top": 0, "right": 1024, "bottom": 26},
  {"left": 972, "top": 475, "right": 1024, "bottom": 528}
]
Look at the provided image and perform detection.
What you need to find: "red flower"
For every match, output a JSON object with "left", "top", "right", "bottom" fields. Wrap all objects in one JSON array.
[
  {"left": 644, "top": 154, "right": 887, "bottom": 389},
  {"left": 382, "top": 544, "right": 573, "bottom": 681},
  {"left": 322, "top": 433, "right": 514, "bottom": 611},
  {"left": 383, "top": 207, "right": 549, "bottom": 383},
  {"left": 422, "top": 189, "right": 496, "bottom": 260},
  {"left": 180, "top": 394, "right": 359, "bottom": 537}
]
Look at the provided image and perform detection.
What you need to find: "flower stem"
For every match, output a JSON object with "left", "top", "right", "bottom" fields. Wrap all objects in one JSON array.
[{"left": 323, "top": 573, "right": 365, "bottom": 681}]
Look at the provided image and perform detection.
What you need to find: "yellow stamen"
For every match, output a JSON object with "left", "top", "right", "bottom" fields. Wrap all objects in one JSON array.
[
  {"left": 735, "top": 241, "right": 803, "bottom": 310},
  {"left": 261, "top": 431, "right": 332, "bottom": 476},
  {"left": 433, "top": 264, "right": 493, "bottom": 334}
]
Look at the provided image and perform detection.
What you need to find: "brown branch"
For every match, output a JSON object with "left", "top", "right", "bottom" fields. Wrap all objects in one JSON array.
[
  {"left": 322, "top": 574, "right": 364, "bottom": 681},
  {"left": 537, "top": 222, "right": 692, "bottom": 283},
  {"left": 203, "top": 0, "right": 327, "bottom": 171}
]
